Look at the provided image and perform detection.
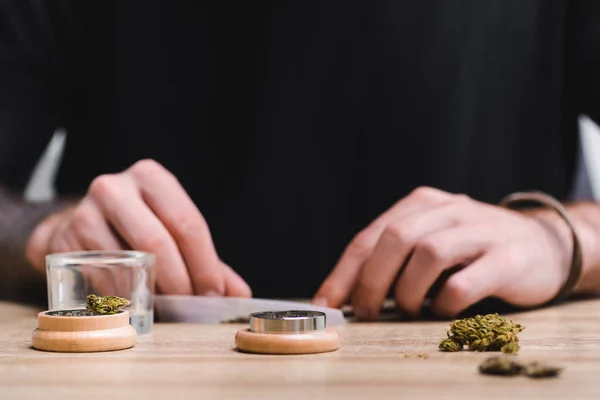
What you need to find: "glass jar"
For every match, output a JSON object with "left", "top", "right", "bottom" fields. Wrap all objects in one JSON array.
[{"left": 46, "top": 250, "right": 156, "bottom": 334}]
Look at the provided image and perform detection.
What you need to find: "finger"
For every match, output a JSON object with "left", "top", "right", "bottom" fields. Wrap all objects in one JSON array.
[
  {"left": 70, "top": 197, "right": 125, "bottom": 250},
  {"left": 47, "top": 215, "right": 118, "bottom": 300},
  {"left": 314, "top": 187, "right": 459, "bottom": 307},
  {"left": 350, "top": 203, "right": 464, "bottom": 320},
  {"left": 223, "top": 263, "right": 252, "bottom": 297},
  {"left": 69, "top": 197, "right": 132, "bottom": 297},
  {"left": 89, "top": 173, "right": 194, "bottom": 296},
  {"left": 430, "top": 253, "right": 503, "bottom": 318},
  {"left": 127, "top": 160, "right": 224, "bottom": 295},
  {"left": 394, "top": 225, "right": 493, "bottom": 317},
  {"left": 47, "top": 214, "right": 83, "bottom": 254}
]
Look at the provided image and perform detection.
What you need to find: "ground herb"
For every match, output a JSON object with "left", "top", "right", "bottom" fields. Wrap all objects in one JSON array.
[
  {"left": 522, "top": 362, "right": 562, "bottom": 378},
  {"left": 403, "top": 353, "right": 430, "bottom": 359},
  {"left": 478, "top": 356, "right": 523, "bottom": 376},
  {"left": 220, "top": 317, "right": 250, "bottom": 324},
  {"left": 47, "top": 310, "right": 97, "bottom": 317},
  {"left": 478, "top": 357, "right": 562, "bottom": 379},
  {"left": 439, "top": 313, "right": 524, "bottom": 354},
  {"left": 85, "top": 294, "right": 130, "bottom": 314}
]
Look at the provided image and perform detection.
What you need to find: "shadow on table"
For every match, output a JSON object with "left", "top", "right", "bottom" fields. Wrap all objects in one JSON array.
[{"left": 345, "top": 295, "right": 596, "bottom": 323}]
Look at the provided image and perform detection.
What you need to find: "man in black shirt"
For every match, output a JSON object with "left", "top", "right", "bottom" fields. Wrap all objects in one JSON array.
[{"left": 1, "top": 1, "right": 600, "bottom": 319}]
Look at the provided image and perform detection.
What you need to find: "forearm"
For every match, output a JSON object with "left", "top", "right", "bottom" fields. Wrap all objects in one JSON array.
[{"left": 0, "top": 187, "right": 74, "bottom": 304}]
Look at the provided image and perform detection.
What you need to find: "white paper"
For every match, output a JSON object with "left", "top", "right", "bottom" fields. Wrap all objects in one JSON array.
[{"left": 154, "top": 295, "right": 346, "bottom": 325}]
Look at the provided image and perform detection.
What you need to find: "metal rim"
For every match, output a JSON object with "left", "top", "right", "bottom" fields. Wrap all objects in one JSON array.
[
  {"left": 249, "top": 310, "right": 326, "bottom": 333},
  {"left": 45, "top": 250, "right": 155, "bottom": 267}
]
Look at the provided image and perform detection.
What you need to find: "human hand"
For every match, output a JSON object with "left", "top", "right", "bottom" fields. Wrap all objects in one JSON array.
[
  {"left": 313, "top": 187, "right": 572, "bottom": 319},
  {"left": 26, "top": 159, "right": 251, "bottom": 298}
]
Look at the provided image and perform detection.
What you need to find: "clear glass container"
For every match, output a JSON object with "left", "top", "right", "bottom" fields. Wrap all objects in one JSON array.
[{"left": 46, "top": 250, "right": 156, "bottom": 334}]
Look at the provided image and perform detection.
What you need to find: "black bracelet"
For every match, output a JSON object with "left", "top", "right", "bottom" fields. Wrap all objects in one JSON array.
[{"left": 499, "top": 191, "right": 583, "bottom": 304}]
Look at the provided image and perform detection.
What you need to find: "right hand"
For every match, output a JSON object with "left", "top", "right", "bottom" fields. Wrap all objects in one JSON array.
[{"left": 26, "top": 159, "right": 252, "bottom": 298}]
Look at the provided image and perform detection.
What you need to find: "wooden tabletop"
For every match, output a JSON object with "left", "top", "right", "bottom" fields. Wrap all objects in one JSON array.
[{"left": 1, "top": 299, "right": 600, "bottom": 400}]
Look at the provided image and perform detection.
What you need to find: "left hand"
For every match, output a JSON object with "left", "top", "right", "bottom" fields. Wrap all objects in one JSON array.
[{"left": 313, "top": 187, "right": 572, "bottom": 319}]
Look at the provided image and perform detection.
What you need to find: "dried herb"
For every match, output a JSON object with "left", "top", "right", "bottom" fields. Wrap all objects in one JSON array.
[
  {"left": 478, "top": 357, "right": 562, "bottom": 379},
  {"left": 499, "top": 341, "right": 520, "bottom": 354},
  {"left": 439, "top": 313, "right": 524, "bottom": 354},
  {"left": 404, "top": 353, "right": 430, "bottom": 359},
  {"left": 85, "top": 294, "right": 130, "bottom": 314},
  {"left": 47, "top": 310, "right": 97, "bottom": 317},
  {"left": 522, "top": 362, "right": 562, "bottom": 378},
  {"left": 479, "top": 356, "right": 523, "bottom": 376},
  {"left": 439, "top": 338, "right": 462, "bottom": 352}
]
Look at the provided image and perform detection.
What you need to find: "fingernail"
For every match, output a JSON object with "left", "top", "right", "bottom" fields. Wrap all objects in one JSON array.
[
  {"left": 312, "top": 297, "right": 328, "bottom": 307},
  {"left": 201, "top": 290, "right": 222, "bottom": 297}
]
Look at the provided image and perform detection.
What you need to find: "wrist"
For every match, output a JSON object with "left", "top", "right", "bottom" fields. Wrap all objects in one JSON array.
[
  {"left": 526, "top": 207, "right": 573, "bottom": 276},
  {"left": 559, "top": 202, "right": 600, "bottom": 295},
  {"left": 525, "top": 201, "right": 600, "bottom": 296},
  {"left": 500, "top": 191, "right": 591, "bottom": 303},
  {"left": 518, "top": 206, "right": 573, "bottom": 303}
]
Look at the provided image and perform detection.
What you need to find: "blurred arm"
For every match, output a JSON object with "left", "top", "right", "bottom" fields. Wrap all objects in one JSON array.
[
  {"left": 0, "top": 0, "right": 75, "bottom": 304},
  {"left": 0, "top": 189, "right": 74, "bottom": 304}
]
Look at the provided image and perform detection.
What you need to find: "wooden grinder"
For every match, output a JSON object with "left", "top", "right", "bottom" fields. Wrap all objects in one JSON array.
[
  {"left": 32, "top": 309, "right": 137, "bottom": 353},
  {"left": 235, "top": 310, "right": 340, "bottom": 354}
]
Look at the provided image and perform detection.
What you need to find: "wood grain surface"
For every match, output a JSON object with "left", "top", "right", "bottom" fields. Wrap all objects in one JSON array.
[{"left": 1, "top": 299, "right": 600, "bottom": 400}]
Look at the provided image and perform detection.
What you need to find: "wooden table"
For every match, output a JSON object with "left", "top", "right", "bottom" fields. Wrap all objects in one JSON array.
[{"left": 1, "top": 299, "right": 600, "bottom": 400}]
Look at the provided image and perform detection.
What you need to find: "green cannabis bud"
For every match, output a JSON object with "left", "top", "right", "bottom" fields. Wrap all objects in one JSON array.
[
  {"left": 439, "top": 313, "right": 524, "bottom": 354},
  {"left": 439, "top": 337, "right": 463, "bottom": 352},
  {"left": 478, "top": 356, "right": 523, "bottom": 376},
  {"left": 500, "top": 341, "right": 520, "bottom": 354},
  {"left": 85, "top": 294, "right": 130, "bottom": 314}
]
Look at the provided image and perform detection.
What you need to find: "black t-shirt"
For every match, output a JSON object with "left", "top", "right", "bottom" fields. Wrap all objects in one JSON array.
[{"left": 0, "top": 1, "right": 599, "bottom": 298}]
